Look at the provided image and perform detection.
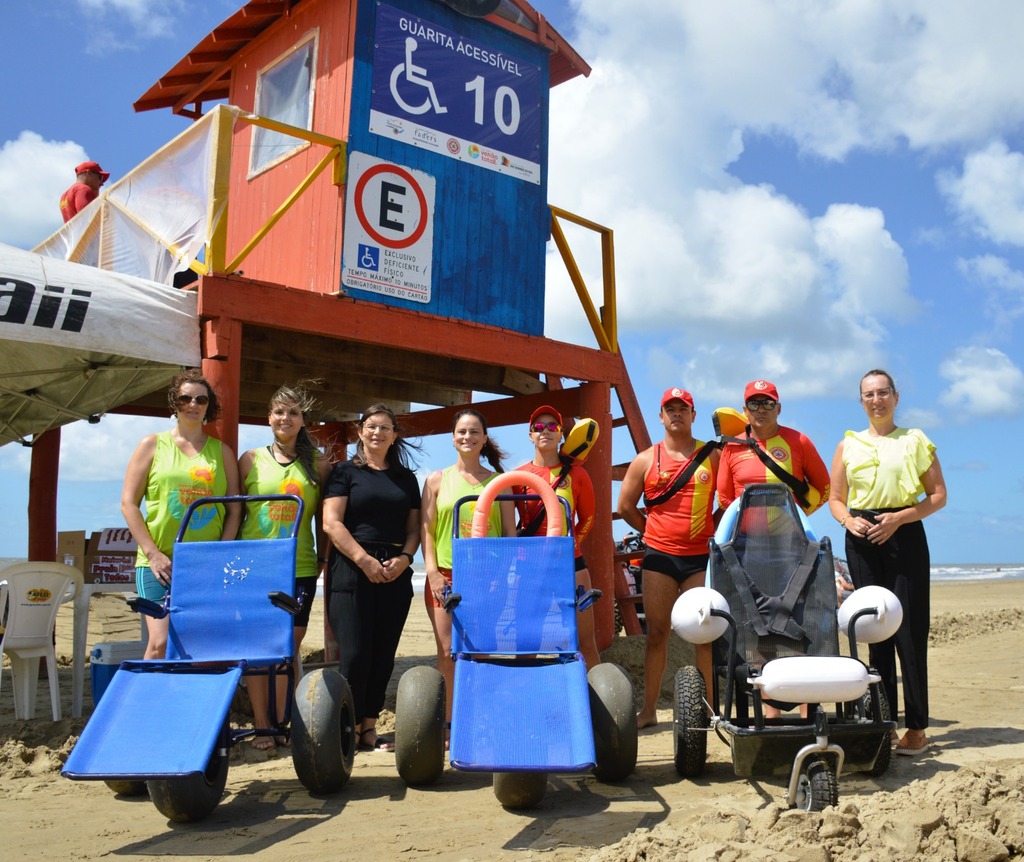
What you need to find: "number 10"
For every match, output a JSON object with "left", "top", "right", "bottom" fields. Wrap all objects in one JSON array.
[{"left": 465, "top": 76, "right": 520, "bottom": 135}]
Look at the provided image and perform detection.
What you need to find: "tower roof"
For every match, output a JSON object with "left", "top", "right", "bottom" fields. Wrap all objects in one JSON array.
[{"left": 134, "top": 0, "right": 590, "bottom": 117}]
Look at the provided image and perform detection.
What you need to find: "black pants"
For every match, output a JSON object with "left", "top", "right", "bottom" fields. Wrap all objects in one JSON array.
[
  {"left": 845, "top": 519, "right": 930, "bottom": 730},
  {"left": 327, "top": 553, "right": 413, "bottom": 723}
]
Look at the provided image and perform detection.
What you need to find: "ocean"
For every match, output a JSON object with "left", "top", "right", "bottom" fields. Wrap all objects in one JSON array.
[{"left": 2, "top": 558, "right": 1020, "bottom": 590}]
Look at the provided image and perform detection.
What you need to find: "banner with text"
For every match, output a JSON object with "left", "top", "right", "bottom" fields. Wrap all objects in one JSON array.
[{"left": 369, "top": 2, "right": 543, "bottom": 184}]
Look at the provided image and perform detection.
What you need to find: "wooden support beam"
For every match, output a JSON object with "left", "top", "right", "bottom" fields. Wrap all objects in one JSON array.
[
  {"left": 28, "top": 429, "right": 60, "bottom": 561},
  {"left": 198, "top": 277, "right": 626, "bottom": 386}
]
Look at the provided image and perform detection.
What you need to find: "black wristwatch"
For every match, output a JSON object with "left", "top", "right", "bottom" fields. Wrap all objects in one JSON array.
[{"left": 399, "top": 551, "right": 414, "bottom": 563}]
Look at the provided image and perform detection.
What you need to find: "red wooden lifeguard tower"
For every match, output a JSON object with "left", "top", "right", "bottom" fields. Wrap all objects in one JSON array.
[{"left": 27, "top": 0, "right": 652, "bottom": 648}]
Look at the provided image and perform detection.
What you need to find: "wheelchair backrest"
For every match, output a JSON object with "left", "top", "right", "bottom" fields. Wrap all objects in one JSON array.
[
  {"left": 711, "top": 483, "right": 838, "bottom": 666},
  {"left": 165, "top": 537, "right": 296, "bottom": 661},
  {"left": 451, "top": 535, "right": 577, "bottom": 656}
]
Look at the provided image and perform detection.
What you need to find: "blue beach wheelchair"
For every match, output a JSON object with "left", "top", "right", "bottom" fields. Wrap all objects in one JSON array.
[
  {"left": 62, "top": 496, "right": 356, "bottom": 822},
  {"left": 671, "top": 483, "right": 901, "bottom": 810},
  {"left": 394, "top": 471, "right": 637, "bottom": 808}
]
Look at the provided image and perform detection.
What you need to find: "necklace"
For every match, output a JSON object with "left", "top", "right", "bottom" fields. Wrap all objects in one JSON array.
[{"left": 273, "top": 439, "right": 297, "bottom": 459}]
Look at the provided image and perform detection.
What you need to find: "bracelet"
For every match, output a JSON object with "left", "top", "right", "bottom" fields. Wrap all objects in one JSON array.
[
  {"left": 399, "top": 551, "right": 414, "bottom": 563},
  {"left": 839, "top": 516, "right": 849, "bottom": 528}
]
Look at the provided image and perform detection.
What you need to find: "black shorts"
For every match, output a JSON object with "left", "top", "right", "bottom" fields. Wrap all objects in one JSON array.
[
  {"left": 575, "top": 555, "right": 587, "bottom": 573},
  {"left": 642, "top": 549, "right": 709, "bottom": 585},
  {"left": 293, "top": 577, "right": 318, "bottom": 628}
]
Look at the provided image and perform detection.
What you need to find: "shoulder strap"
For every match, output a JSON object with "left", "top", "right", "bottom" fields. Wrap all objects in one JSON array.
[
  {"left": 742, "top": 430, "right": 811, "bottom": 510},
  {"left": 643, "top": 440, "right": 717, "bottom": 508},
  {"left": 767, "top": 541, "right": 822, "bottom": 639}
]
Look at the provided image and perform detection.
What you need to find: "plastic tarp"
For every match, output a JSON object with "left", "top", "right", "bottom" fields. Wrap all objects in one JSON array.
[
  {"left": 32, "top": 105, "right": 240, "bottom": 285},
  {"left": 0, "top": 242, "right": 199, "bottom": 446}
]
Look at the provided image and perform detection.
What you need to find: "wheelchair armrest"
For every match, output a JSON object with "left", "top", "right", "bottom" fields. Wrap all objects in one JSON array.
[
  {"left": 576, "top": 586, "right": 602, "bottom": 611},
  {"left": 128, "top": 596, "right": 167, "bottom": 619},
  {"left": 269, "top": 591, "right": 300, "bottom": 616}
]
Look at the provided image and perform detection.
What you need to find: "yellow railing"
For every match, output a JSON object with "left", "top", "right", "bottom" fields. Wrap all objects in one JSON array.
[
  {"left": 548, "top": 205, "right": 618, "bottom": 354},
  {"left": 206, "top": 112, "right": 347, "bottom": 275}
]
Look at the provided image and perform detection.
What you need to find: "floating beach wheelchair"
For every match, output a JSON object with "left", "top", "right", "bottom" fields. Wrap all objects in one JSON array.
[
  {"left": 671, "top": 483, "right": 901, "bottom": 810},
  {"left": 62, "top": 496, "right": 356, "bottom": 822},
  {"left": 395, "top": 471, "right": 637, "bottom": 808}
]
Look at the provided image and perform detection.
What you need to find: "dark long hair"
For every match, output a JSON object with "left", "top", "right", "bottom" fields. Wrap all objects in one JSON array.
[
  {"left": 167, "top": 368, "right": 220, "bottom": 421},
  {"left": 269, "top": 383, "right": 322, "bottom": 486},
  {"left": 352, "top": 404, "right": 421, "bottom": 470},
  {"left": 452, "top": 408, "right": 508, "bottom": 472}
]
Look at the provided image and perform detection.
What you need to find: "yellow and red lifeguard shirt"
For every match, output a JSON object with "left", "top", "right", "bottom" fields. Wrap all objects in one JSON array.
[
  {"left": 643, "top": 442, "right": 717, "bottom": 556},
  {"left": 514, "top": 462, "right": 595, "bottom": 555},
  {"left": 717, "top": 426, "right": 830, "bottom": 515}
]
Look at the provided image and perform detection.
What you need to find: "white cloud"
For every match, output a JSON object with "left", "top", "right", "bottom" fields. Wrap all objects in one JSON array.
[
  {"left": 540, "top": 2, "right": 993, "bottom": 404},
  {"left": 58, "top": 414, "right": 170, "bottom": 482},
  {"left": 939, "top": 346, "right": 1024, "bottom": 418},
  {"left": 956, "top": 255, "right": 1024, "bottom": 336},
  {"left": 0, "top": 131, "right": 87, "bottom": 249},
  {"left": 76, "top": 0, "right": 185, "bottom": 44},
  {"left": 938, "top": 142, "right": 1024, "bottom": 245},
  {"left": 568, "top": 1, "right": 1024, "bottom": 162}
]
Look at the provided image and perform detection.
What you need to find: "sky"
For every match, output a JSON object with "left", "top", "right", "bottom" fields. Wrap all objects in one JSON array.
[{"left": 2, "top": 0, "right": 1023, "bottom": 564}]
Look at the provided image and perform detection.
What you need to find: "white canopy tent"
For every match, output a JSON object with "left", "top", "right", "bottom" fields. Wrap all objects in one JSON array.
[{"left": 0, "top": 242, "right": 200, "bottom": 446}]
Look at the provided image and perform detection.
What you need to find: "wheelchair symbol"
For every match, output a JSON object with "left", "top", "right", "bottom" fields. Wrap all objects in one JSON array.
[
  {"left": 358, "top": 244, "right": 380, "bottom": 271},
  {"left": 390, "top": 37, "right": 447, "bottom": 116}
]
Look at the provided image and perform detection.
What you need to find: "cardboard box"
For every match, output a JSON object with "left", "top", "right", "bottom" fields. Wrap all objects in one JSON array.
[
  {"left": 57, "top": 530, "right": 87, "bottom": 571},
  {"left": 57, "top": 528, "right": 138, "bottom": 583}
]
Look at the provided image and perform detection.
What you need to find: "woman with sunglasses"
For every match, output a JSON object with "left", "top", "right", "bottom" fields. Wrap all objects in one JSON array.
[
  {"left": 514, "top": 405, "right": 601, "bottom": 669},
  {"left": 121, "top": 369, "right": 241, "bottom": 659},
  {"left": 239, "top": 382, "right": 331, "bottom": 750},
  {"left": 420, "top": 408, "right": 515, "bottom": 730},
  {"left": 323, "top": 405, "right": 421, "bottom": 752},
  {"left": 829, "top": 370, "right": 946, "bottom": 756}
]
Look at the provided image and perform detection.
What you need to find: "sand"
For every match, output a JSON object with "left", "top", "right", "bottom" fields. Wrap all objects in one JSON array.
[{"left": 2, "top": 579, "right": 1023, "bottom": 861}]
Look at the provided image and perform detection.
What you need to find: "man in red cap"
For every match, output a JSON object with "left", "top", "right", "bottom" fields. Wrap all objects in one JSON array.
[
  {"left": 617, "top": 387, "right": 719, "bottom": 727},
  {"left": 59, "top": 161, "right": 110, "bottom": 222},
  {"left": 718, "top": 379, "right": 830, "bottom": 514}
]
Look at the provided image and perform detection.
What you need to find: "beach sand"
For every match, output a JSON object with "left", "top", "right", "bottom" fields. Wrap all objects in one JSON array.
[{"left": 2, "top": 579, "right": 1023, "bottom": 861}]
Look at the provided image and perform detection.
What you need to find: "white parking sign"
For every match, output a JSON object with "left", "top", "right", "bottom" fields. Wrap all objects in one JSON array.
[{"left": 342, "top": 152, "right": 435, "bottom": 302}]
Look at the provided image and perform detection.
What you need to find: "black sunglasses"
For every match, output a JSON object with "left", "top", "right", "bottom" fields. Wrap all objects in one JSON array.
[{"left": 176, "top": 394, "right": 210, "bottom": 406}]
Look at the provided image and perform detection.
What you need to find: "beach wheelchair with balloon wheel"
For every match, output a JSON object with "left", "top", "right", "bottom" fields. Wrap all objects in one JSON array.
[
  {"left": 394, "top": 470, "right": 637, "bottom": 809},
  {"left": 62, "top": 495, "right": 356, "bottom": 822},
  {"left": 671, "top": 483, "right": 900, "bottom": 811}
]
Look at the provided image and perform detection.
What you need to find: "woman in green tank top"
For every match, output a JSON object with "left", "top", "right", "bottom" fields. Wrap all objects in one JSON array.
[
  {"left": 239, "top": 383, "right": 331, "bottom": 750},
  {"left": 121, "top": 370, "right": 241, "bottom": 660},
  {"left": 420, "top": 409, "right": 515, "bottom": 726}
]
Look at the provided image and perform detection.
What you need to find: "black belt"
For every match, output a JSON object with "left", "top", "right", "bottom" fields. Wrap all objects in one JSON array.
[{"left": 850, "top": 507, "right": 910, "bottom": 519}]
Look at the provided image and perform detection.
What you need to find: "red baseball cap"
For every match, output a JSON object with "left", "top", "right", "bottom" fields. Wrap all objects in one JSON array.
[
  {"left": 529, "top": 404, "right": 563, "bottom": 428},
  {"left": 75, "top": 161, "right": 110, "bottom": 184},
  {"left": 660, "top": 387, "right": 694, "bottom": 409},
  {"left": 744, "top": 379, "right": 780, "bottom": 401}
]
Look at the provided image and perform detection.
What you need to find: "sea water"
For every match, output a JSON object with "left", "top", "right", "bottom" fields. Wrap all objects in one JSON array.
[{"left": 2, "top": 558, "right": 1019, "bottom": 590}]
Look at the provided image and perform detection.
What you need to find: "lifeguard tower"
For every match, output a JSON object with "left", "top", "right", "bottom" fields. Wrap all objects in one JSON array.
[{"left": 22, "top": 0, "right": 652, "bottom": 648}]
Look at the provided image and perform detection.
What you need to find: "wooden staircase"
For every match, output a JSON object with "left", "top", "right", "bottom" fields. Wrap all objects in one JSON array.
[{"left": 610, "top": 371, "right": 652, "bottom": 637}]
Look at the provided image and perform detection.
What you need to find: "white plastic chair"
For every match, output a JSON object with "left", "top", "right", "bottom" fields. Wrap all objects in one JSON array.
[{"left": 0, "top": 562, "right": 83, "bottom": 720}]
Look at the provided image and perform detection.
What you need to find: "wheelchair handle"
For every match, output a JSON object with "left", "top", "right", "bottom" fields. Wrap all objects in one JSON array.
[
  {"left": 175, "top": 494, "right": 305, "bottom": 542},
  {"left": 452, "top": 493, "right": 573, "bottom": 541},
  {"left": 470, "top": 470, "right": 563, "bottom": 538}
]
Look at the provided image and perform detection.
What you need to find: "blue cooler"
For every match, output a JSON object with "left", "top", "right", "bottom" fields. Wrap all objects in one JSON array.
[{"left": 91, "top": 641, "right": 147, "bottom": 705}]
